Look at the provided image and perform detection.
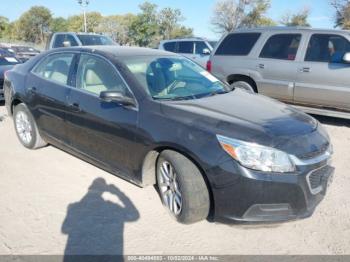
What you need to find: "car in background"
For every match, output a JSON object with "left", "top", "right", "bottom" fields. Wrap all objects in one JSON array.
[
  {"left": 0, "top": 55, "right": 21, "bottom": 101},
  {"left": 46, "top": 32, "right": 118, "bottom": 50},
  {"left": 159, "top": 37, "right": 217, "bottom": 68},
  {"left": 10, "top": 46, "right": 41, "bottom": 62},
  {"left": 4, "top": 46, "right": 334, "bottom": 224},
  {"left": 208, "top": 26, "right": 350, "bottom": 119}
]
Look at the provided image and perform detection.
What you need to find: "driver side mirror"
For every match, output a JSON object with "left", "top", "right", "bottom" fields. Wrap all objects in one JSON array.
[
  {"left": 99, "top": 91, "right": 136, "bottom": 107},
  {"left": 202, "top": 48, "right": 211, "bottom": 55},
  {"left": 63, "top": 41, "right": 71, "bottom": 47},
  {"left": 343, "top": 52, "right": 350, "bottom": 63}
]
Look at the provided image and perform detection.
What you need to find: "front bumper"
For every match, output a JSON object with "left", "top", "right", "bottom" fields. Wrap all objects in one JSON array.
[{"left": 208, "top": 155, "right": 334, "bottom": 223}]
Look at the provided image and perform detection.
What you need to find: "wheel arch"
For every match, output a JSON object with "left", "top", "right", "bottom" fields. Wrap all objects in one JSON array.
[
  {"left": 226, "top": 74, "right": 258, "bottom": 93},
  {"left": 140, "top": 145, "right": 215, "bottom": 218}
]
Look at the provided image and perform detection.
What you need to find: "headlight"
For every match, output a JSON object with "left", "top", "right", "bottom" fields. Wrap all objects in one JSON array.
[{"left": 216, "top": 135, "right": 295, "bottom": 173}]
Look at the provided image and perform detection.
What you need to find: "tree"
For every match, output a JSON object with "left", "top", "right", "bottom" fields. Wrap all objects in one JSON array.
[
  {"left": 331, "top": 0, "right": 350, "bottom": 29},
  {"left": 129, "top": 2, "right": 159, "bottom": 47},
  {"left": 67, "top": 12, "right": 103, "bottom": 33},
  {"left": 211, "top": 0, "right": 274, "bottom": 33},
  {"left": 50, "top": 17, "right": 68, "bottom": 32},
  {"left": 158, "top": 8, "right": 182, "bottom": 40},
  {"left": 241, "top": 0, "right": 276, "bottom": 28},
  {"left": 0, "top": 16, "right": 9, "bottom": 38},
  {"left": 96, "top": 14, "right": 136, "bottom": 45},
  {"left": 16, "top": 6, "right": 52, "bottom": 43},
  {"left": 281, "top": 8, "right": 311, "bottom": 27}
]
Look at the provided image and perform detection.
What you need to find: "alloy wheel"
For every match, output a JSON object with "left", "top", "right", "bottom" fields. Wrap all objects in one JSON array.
[{"left": 15, "top": 111, "right": 33, "bottom": 145}]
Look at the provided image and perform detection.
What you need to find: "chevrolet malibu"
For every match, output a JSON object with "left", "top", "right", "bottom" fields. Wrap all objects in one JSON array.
[{"left": 4, "top": 46, "right": 334, "bottom": 224}]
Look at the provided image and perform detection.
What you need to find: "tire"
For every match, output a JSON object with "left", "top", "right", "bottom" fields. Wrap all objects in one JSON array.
[
  {"left": 156, "top": 150, "right": 210, "bottom": 224},
  {"left": 13, "top": 103, "right": 47, "bottom": 149},
  {"left": 230, "top": 80, "right": 256, "bottom": 93}
]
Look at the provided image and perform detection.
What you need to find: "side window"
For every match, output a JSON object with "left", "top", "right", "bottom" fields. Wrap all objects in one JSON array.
[
  {"left": 33, "top": 53, "right": 74, "bottom": 85},
  {"left": 260, "top": 34, "right": 301, "bottom": 61},
  {"left": 195, "top": 41, "right": 210, "bottom": 54},
  {"left": 163, "top": 42, "right": 176, "bottom": 52},
  {"left": 305, "top": 34, "right": 350, "bottom": 62},
  {"left": 178, "top": 41, "right": 194, "bottom": 54},
  {"left": 53, "top": 34, "right": 78, "bottom": 48},
  {"left": 76, "top": 54, "right": 129, "bottom": 96},
  {"left": 215, "top": 33, "right": 261, "bottom": 56}
]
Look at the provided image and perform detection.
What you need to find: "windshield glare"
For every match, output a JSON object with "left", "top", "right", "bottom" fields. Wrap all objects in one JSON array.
[
  {"left": 77, "top": 35, "right": 115, "bottom": 46},
  {"left": 124, "top": 56, "right": 230, "bottom": 100}
]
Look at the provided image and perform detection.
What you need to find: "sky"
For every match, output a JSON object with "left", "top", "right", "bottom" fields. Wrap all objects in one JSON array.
[{"left": 0, "top": 0, "right": 335, "bottom": 39}]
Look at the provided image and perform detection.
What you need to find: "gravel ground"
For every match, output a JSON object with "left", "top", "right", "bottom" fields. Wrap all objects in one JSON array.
[{"left": 0, "top": 104, "right": 349, "bottom": 255}]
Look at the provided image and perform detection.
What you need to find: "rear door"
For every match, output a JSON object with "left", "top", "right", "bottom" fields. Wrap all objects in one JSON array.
[
  {"left": 28, "top": 52, "right": 76, "bottom": 143},
  {"left": 255, "top": 33, "right": 303, "bottom": 102},
  {"left": 66, "top": 53, "right": 138, "bottom": 175},
  {"left": 294, "top": 33, "right": 350, "bottom": 110}
]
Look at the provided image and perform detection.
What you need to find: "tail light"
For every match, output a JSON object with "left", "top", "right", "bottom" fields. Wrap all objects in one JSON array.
[{"left": 206, "top": 60, "right": 212, "bottom": 72}]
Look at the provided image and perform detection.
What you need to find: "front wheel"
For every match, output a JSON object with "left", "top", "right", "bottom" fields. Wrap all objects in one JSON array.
[
  {"left": 156, "top": 150, "right": 210, "bottom": 224},
  {"left": 230, "top": 80, "right": 256, "bottom": 93},
  {"left": 13, "top": 103, "right": 47, "bottom": 149}
]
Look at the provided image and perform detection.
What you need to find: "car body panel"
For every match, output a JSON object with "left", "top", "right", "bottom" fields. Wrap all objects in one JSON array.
[{"left": 4, "top": 46, "right": 333, "bottom": 223}]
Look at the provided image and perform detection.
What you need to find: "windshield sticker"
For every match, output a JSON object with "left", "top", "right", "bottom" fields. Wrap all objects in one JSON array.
[
  {"left": 4, "top": 57, "right": 18, "bottom": 63},
  {"left": 200, "top": 71, "right": 219, "bottom": 83}
]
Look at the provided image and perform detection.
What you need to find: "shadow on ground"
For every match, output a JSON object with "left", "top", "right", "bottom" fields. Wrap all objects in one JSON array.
[
  {"left": 311, "top": 114, "right": 350, "bottom": 127},
  {"left": 62, "top": 178, "right": 139, "bottom": 261}
]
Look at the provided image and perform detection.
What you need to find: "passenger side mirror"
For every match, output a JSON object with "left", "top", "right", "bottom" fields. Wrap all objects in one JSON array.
[
  {"left": 343, "top": 52, "right": 350, "bottom": 63},
  {"left": 330, "top": 51, "right": 350, "bottom": 64},
  {"left": 99, "top": 91, "right": 136, "bottom": 107},
  {"left": 63, "top": 41, "right": 71, "bottom": 47},
  {"left": 202, "top": 48, "right": 211, "bottom": 55}
]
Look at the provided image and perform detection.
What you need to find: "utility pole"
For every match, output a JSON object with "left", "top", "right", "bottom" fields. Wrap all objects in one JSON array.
[{"left": 77, "top": 0, "right": 90, "bottom": 33}]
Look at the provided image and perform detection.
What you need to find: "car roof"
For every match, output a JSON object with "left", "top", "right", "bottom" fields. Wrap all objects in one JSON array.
[
  {"left": 50, "top": 46, "right": 177, "bottom": 57},
  {"left": 160, "top": 37, "right": 216, "bottom": 43},
  {"left": 231, "top": 26, "right": 350, "bottom": 35}
]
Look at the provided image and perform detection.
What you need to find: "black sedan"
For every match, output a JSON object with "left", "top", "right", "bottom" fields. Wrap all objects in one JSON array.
[
  {"left": 0, "top": 55, "right": 21, "bottom": 101},
  {"left": 4, "top": 46, "right": 334, "bottom": 224}
]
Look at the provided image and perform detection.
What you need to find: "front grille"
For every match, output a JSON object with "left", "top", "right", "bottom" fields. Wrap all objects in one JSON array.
[{"left": 307, "top": 165, "right": 333, "bottom": 194}]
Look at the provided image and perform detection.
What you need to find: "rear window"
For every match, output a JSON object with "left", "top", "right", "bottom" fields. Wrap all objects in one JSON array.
[
  {"left": 178, "top": 41, "right": 194, "bottom": 54},
  {"left": 0, "top": 57, "right": 20, "bottom": 66},
  {"left": 215, "top": 33, "right": 261, "bottom": 56},
  {"left": 260, "top": 34, "right": 301, "bottom": 61},
  {"left": 163, "top": 42, "right": 176, "bottom": 52},
  {"left": 77, "top": 35, "right": 115, "bottom": 46}
]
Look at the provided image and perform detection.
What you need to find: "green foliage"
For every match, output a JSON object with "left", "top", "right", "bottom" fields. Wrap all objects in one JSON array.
[
  {"left": 67, "top": 12, "right": 103, "bottom": 32},
  {"left": 16, "top": 6, "right": 52, "bottom": 43},
  {"left": 1, "top": 1, "right": 193, "bottom": 46},
  {"left": 241, "top": 0, "right": 276, "bottom": 28},
  {"left": 211, "top": 0, "right": 276, "bottom": 33},
  {"left": 332, "top": 0, "right": 350, "bottom": 29},
  {"left": 281, "top": 9, "right": 310, "bottom": 27},
  {"left": 50, "top": 17, "right": 69, "bottom": 32}
]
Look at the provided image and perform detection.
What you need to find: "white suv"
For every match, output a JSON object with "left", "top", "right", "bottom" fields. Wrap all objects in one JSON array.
[{"left": 159, "top": 38, "right": 217, "bottom": 68}]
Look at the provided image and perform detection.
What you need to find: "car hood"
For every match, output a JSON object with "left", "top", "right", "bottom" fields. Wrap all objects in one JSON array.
[
  {"left": 0, "top": 65, "right": 15, "bottom": 77},
  {"left": 160, "top": 89, "right": 328, "bottom": 157}
]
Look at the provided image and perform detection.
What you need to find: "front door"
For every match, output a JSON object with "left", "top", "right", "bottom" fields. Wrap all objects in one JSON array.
[
  {"left": 256, "top": 33, "right": 303, "bottom": 102},
  {"left": 294, "top": 33, "right": 350, "bottom": 111},
  {"left": 66, "top": 53, "right": 138, "bottom": 175}
]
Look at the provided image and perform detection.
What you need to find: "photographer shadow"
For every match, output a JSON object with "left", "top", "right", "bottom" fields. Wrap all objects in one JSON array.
[{"left": 62, "top": 178, "right": 139, "bottom": 261}]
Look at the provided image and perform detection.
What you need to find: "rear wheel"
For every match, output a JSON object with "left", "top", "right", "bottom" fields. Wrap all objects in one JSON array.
[
  {"left": 156, "top": 150, "right": 210, "bottom": 224},
  {"left": 13, "top": 103, "right": 47, "bottom": 149}
]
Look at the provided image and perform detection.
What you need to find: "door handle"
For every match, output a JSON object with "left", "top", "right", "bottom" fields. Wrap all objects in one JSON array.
[
  {"left": 69, "top": 102, "right": 81, "bottom": 112},
  {"left": 258, "top": 64, "right": 265, "bottom": 69},
  {"left": 28, "top": 87, "right": 37, "bottom": 93},
  {"left": 299, "top": 67, "right": 311, "bottom": 73}
]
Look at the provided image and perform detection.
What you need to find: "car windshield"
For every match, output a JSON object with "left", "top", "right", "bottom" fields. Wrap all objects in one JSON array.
[
  {"left": 77, "top": 35, "right": 116, "bottom": 46},
  {"left": 123, "top": 56, "right": 231, "bottom": 100},
  {"left": 0, "top": 57, "right": 20, "bottom": 66}
]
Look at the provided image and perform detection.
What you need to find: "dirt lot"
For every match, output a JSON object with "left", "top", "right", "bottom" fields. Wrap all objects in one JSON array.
[{"left": 0, "top": 104, "right": 349, "bottom": 255}]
